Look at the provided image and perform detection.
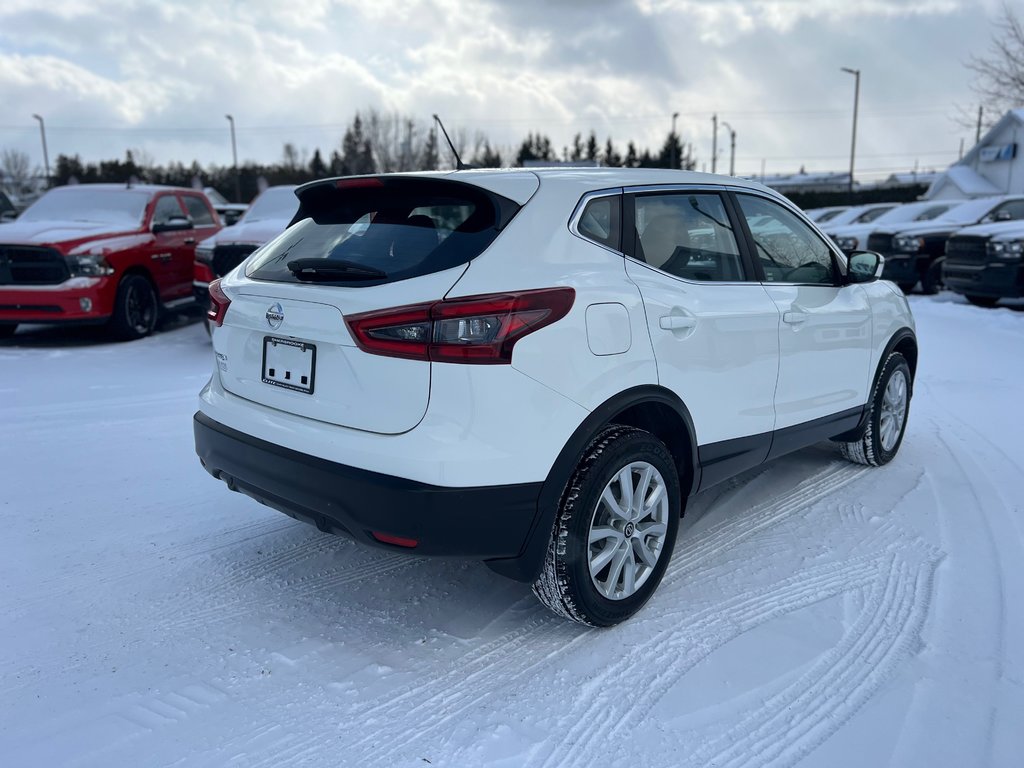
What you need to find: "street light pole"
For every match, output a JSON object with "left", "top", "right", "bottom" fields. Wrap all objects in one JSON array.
[
  {"left": 670, "top": 111, "right": 679, "bottom": 169},
  {"left": 841, "top": 67, "right": 860, "bottom": 198},
  {"left": 711, "top": 113, "right": 718, "bottom": 174},
  {"left": 31, "top": 114, "right": 50, "bottom": 188},
  {"left": 721, "top": 121, "right": 736, "bottom": 176},
  {"left": 225, "top": 114, "right": 240, "bottom": 202}
]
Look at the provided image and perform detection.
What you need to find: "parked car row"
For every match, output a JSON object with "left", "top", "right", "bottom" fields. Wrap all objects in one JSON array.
[
  {"left": 806, "top": 195, "right": 1024, "bottom": 305},
  {"left": 0, "top": 183, "right": 291, "bottom": 339}
]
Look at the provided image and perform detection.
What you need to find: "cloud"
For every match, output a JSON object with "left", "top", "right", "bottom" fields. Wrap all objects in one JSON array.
[{"left": 0, "top": 0, "right": 1005, "bottom": 179}]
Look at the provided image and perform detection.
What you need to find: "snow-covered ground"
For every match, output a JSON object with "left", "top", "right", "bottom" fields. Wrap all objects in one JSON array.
[{"left": 2, "top": 295, "right": 1023, "bottom": 768}]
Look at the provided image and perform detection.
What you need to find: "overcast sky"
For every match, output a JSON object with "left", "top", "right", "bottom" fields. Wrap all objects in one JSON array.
[{"left": 0, "top": 0, "right": 1010, "bottom": 181}]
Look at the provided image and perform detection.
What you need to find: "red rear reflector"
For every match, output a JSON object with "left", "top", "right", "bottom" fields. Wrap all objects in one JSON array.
[
  {"left": 207, "top": 278, "right": 231, "bottom": 327},
  {"left": 371, "top": 531, "right": 419, "bottom": 548},
  {"left": 336, "top": 177, "right": 385, "bottom": 189},
  {"left": 346, "top": 287, "right": 575, "bottom": 365}
]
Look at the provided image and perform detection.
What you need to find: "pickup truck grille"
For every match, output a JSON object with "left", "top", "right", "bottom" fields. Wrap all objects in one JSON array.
[
  {"left": 867, "top": 233, "right": 893, "bottom": 254},
  {"left": 945, "top": 235, "right": 988, "bottom": 265},
  {"left": 0, "top": 245, "right": 70, "bottom": 285},
  {"left": 212, "top": 244, "right": 259, "bottom": 278}
]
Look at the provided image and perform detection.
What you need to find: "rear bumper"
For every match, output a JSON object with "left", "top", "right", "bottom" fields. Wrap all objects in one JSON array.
[
  {"left": 194, "top": 411, "right": 545, "bottom": 566},
  {"left": 943, "top": 262, "right": 1024, "bottom": 299}
]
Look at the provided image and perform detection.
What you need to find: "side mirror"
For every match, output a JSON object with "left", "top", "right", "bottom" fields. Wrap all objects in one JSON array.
[
  {"left": 153, "top": 216, "right": 194, "bottom": 234},
  {"left": 847, "top": 250, "right": 883, "bottom": 283}
]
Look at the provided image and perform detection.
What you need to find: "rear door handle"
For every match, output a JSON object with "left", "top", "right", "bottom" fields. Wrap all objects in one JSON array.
[
  {"left": 783, "top": 311, "right": 808, "bottom": 325},
  {"left": 184, "top": 238, "right": 196, "bottom": 245},
  {"left": 659, "top": 315, "right": 697, "bottom": 331}
]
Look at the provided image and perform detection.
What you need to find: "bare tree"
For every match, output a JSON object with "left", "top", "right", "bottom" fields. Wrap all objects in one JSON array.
[
  {"left": 0, "top": 149, "right": 35, "bottom": 196},
  {"left": 964, "top": 4, "right": 1024, "bottom": 128}
]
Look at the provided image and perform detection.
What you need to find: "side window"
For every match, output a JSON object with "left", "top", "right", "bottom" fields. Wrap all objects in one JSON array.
[
  {"left": 736, "top": 195, "right": 836, "bottom": 285},
  {"left": 632, "top": 193, "right": 745, "bottom": 281},
  {"left": 990, "top": 199, "right": 1024, "bottom": 222},
  {"left": 577, "top": 195, "right": 621, "bottom": 251},
  {"left": 183, "top": 196, "right": 216, "bottom": 226},
  {"left": 152, "top": 195, "right": 185, "bottom": 225}
]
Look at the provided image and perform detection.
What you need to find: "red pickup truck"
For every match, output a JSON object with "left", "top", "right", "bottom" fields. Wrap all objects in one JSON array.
[{"left": 0, "top": 184, "right": 221, "bottom": 339}]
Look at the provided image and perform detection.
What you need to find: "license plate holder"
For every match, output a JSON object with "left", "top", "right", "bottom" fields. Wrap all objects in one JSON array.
[{"left": 262, "top": 336, "right": 316, "bottom": 394}]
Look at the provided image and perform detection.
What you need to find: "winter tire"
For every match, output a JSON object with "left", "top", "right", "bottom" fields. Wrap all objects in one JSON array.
[
  {"left": 840, "top": 352, "right": 911, "bottom": 467},
  {"left": 110, "top": 274, "right": 159, "bottom": 340},
  {"left": 532, "top": 425, "right": 681, "bottom": 627},
  {"left": 965, "top": 295, "right": 998, "bottom": 308}
]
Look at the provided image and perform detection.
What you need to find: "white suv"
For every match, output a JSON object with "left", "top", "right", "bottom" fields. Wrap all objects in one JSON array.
[{"left": 194, "top": 169, "right": 917, "bottom": 626}]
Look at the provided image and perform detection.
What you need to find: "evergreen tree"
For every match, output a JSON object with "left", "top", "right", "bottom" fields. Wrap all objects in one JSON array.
[
  {"left": 658, "top": 132, "right": 685, "bottom": 169},
  {"left": 570, "top": 133, "right": 584, "bottom": 162},
  {"left": 585, "top": 131, "right": 599, "bottom": 162},
  {"left": 516, "top": 133, "right": 555, "bottom": 165},
  {"left": 625, "top": 142, "right": 639, "bottom": 168},
  {"left": 341, "top": 114, "right": 376, "bottom": 175},
  {"left": 603, "top": 138, "right": 622, "bottom": 167},
  {"left": 309, "top": 148, "right": 327, "bottom": 177},
  {"left": 419, "top": 127, "right": 440, "bottom": 171}
]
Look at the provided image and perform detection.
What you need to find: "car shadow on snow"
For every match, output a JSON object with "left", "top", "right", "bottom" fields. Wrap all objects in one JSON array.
[{"left": 0, "top": 308, "right": 207, "bottom": 348}]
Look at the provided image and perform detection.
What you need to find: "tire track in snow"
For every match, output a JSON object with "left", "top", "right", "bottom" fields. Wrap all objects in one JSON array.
[
  {"left": 532, "top": 516, "right": 915, "bottom": 768},
  {"left": 689, "top": 545, "right": 940, "bottom": 768}
]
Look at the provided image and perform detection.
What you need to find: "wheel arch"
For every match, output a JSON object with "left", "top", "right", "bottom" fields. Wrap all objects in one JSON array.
[{"left": 485, "top": 385, "right": 699, "bottom": 583}]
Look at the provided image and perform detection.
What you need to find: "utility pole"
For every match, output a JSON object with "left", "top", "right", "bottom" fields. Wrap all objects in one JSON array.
[
  {"left": 841, "top": 67, "right": 860, "bottom": 198},
  {"left": 670, "top": 111, "right": 679, "bottom": 169},
  {"left": 711, "top": 114, "right": 718, "bottom": 174},
  {"left": 31, "top": 114, "right": 50, "bottom": 188},
  {"left": 721, "top": 121, "right": 736, "bottom": 176},
  {"left": 225, "top": 114, "right": 240, "bottom": 202},
  {"left": 976, "top": 106, "right": 984, "bottom": 144}
]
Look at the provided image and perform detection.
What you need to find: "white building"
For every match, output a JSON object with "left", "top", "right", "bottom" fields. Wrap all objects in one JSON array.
[{"left": 925, "top": 108, "right": 1023, "bottom": 200}]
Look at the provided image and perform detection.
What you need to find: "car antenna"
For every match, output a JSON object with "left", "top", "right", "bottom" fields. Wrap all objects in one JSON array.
[{"left": 433, "top": 114, "right": 468, "bottom": 170}]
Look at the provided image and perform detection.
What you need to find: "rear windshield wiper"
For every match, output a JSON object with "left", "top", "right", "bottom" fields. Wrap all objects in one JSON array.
[{"left": 286, "top": 258, "right": 387, "bottom": 281}]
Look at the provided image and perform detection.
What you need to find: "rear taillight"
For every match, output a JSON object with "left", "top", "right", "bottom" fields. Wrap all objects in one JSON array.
[
  {"left": 346, "top": 287, "right": 575, "bottom": 364},
  {"left": 207, "top": 278, "right": 231, "bottom": 327},
  {"left": 194, "top": 261, "right": 215, "bottom": 284}
]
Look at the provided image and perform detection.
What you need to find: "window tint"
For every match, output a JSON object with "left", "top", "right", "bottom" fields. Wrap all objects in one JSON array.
[
  {"left": 183, "top": 196, "right": 215, "bottom": 226},
  {"left": 632, "top": 193, "right": 745, "bottom": 281},
  {"left": 152, "top": 196, "right": 185, "bottom": 225},
  {"left": 577, "top": 195, "right": 621, "bottom": 251},
  {"left": 246, "top": 178, "right": 516, "bottom": 286},
  {"left": 853, "top": 206, "right": 895, "bottom": 224},
  {"left": 989, "top": 199, "right": 1024, "bottom": 221},
  {"left": 736, "top": 195, "right": 836, "bottom": 285}
]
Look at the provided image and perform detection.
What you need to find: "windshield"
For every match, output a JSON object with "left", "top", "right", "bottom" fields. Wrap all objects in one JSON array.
[
  {"left": 243, "top": 187, "right": 299, "bottom": 222},
  {"left": 852, "top": 206, "right": 896, "bottom": 224},
  {"left": 246, "top": 178, "right": 517, "bottom": 286},
  {"left": 937, "top": 197, "right": 1013, "bottom": 225},
  {"left": 19, "top": 188, "right": 150, "bottom": 227},
  {"left": 815, "top": 209, "right": 846, "bottom": 223}
]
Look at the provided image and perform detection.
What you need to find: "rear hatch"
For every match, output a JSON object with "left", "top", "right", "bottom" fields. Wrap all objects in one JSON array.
[{"left": 214, "top": 175, "right": 525, "bottom": 434}]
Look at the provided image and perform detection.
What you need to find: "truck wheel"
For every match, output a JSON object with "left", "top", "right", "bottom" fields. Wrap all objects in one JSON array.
[
  {"left": 897, "top": 282, "right": 917, "bottom": 294},
  {"left": 966, "top": 295, "right": 998, "bottom": 308},
  {"left": 110, "top": 274, "right": 159, "bottom": 340},
  {"left": 840, "top": 352, "right": 911, "bottom": 467},
  {"left": 532, "top": 426, "right": 680, "bottom": 626},
  {"left": 0, "top": 323, "right": 17, "bottom": 338}
]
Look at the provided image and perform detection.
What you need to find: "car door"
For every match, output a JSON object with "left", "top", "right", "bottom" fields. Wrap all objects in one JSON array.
[
  {"left": 179, "top": 194, "right": 221, "bottom": 298},
  {"left": 732, "top": 192, "right": 873, "bottom": 454},
  {"left": 147, "top": 194, "right": 193, "bottom": 300},
  {"left": 622, "top": 188, "right": 781, "bottom": 488}
]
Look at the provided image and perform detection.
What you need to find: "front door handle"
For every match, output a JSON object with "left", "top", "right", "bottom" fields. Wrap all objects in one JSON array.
[
  {"left": 184, "top": 237, "right": 196, "bottom": 245},
  {"left": 783, "top": 310, "right": 808, "bottom": 325},
  {"left": 659, "top": 315, "right": 697, "bottom": 331}
]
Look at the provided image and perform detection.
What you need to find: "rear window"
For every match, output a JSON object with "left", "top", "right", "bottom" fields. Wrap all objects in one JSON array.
[{"left": 246, "top": 178, "right": 519, "bottom": 286}]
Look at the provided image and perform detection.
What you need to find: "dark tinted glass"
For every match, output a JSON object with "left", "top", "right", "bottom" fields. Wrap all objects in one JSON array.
[{"left": 247, "top": 178, "right": 517, "bottom": 286}]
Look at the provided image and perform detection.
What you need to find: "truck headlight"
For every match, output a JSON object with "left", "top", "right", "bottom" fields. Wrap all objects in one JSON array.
[
  {"left": 989, "top": 240, "right": 1024, "bottom": 259},
  {"left": 893, "top": 235, "right": 924, "bottom": 253},
  {"left": 833, "top": 235, "right": 859, "bottom": 251},
  {"left": 195, "top": 246, "right": 214, "bottom": 264},
  {"left": 67, "top": 253, "right": 115, "bottom": 277}
]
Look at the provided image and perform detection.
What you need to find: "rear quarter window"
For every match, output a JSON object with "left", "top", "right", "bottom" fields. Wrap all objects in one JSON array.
[{"left": 247, "top": 178, "right": 519, "bottom": 286}]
